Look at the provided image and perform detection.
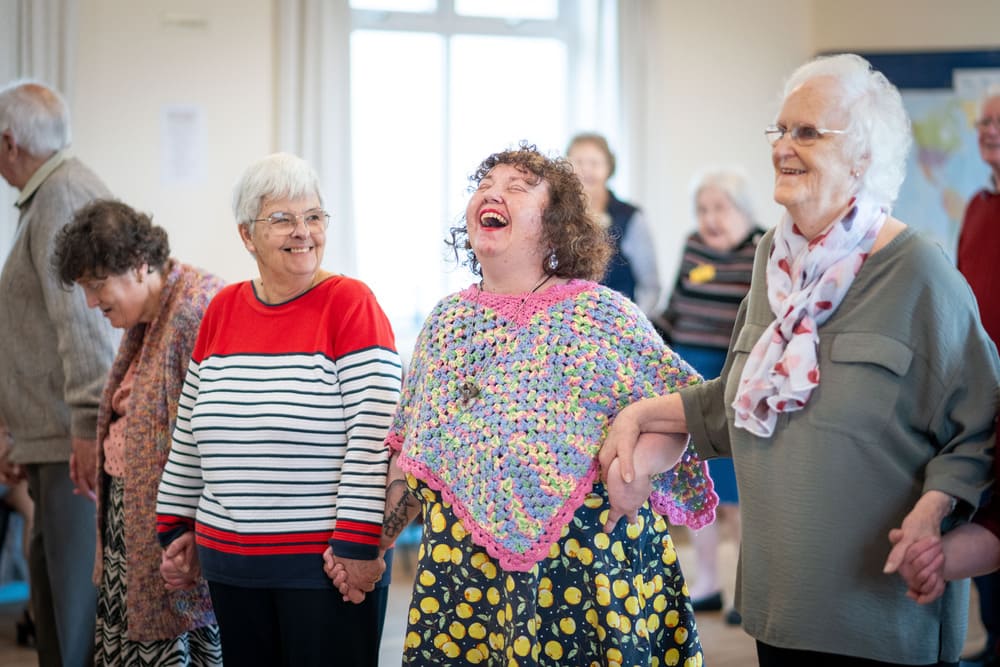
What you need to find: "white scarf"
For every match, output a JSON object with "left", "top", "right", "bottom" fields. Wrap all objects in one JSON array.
[{"left": 732, "top": 198, "right": 887, "bottom": 437}]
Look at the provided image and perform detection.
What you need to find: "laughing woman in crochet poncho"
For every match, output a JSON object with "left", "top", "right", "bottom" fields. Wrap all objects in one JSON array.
[{"left": 334, "top": 145, "right": 717, "bottom": 665}]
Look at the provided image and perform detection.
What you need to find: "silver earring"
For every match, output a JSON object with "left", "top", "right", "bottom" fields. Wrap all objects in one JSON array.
[{"left": 547, "top": 250, "right": 558, "bottom": 271}]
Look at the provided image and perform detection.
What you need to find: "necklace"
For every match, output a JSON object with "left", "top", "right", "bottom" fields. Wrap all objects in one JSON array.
[{"left": 458, "top": 273, "right": 553, "bottom": 405}]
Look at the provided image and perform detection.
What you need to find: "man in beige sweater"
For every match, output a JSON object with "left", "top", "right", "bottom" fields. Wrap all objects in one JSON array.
[{"left": 0, "top": 80, "right": 119, "bottom": 667}]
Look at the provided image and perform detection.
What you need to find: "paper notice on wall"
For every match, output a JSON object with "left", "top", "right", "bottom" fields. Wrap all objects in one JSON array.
[{"left": 161, "top": 105, "right": 207, "bottom": 185}]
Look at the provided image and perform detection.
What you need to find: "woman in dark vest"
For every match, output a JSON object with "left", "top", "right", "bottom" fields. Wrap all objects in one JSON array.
[{"left": 567, "top": 133, "right": 661, "bottom": 314}]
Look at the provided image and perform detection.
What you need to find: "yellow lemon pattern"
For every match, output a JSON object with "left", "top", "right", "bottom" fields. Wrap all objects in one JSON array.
[{"left": 402, "top": 479, "right": 702, "bottom": 665}]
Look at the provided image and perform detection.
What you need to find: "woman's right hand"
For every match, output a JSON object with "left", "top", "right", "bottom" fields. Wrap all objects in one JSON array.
[{"left": 161, "top": 532, "right": 200, "bottom": 591}]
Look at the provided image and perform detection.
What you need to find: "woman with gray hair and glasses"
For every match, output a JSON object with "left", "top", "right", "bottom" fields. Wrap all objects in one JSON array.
[
  {"left": 154, "top": 152, "right": 401, "bottom": 666},
  {"left": 653, "top": 167, "right": 764, "bottom": 626},
  {"left": 602, "top": 53, "right": 999, "bottom": 666}
]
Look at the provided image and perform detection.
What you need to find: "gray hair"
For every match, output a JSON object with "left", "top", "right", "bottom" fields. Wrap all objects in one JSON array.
[
  {"left": 782, "top": 53, "right": 911, "bottom": 206},
  {"left": 977, "top": 84, "right": 1000, "bottom": 117},
  {"left": 0, "top": 79, "right": 71, "bottom": 156},
  {"left": 231, "top": 152, "right": 323, "bottom": 229},
  {"left": 690, "top": 166, "right": 756, "bottom": 222}
]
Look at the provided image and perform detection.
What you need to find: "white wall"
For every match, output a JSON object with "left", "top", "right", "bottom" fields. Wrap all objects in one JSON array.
[
  {"left": 56, "top": 0, "right": 1000, "bottom": 296},
  {"left": 73, "top": 0, "right": 275, "bottom": 283},
  {"left": 636, "top": 0, "right": 813, "bottom": 302}
]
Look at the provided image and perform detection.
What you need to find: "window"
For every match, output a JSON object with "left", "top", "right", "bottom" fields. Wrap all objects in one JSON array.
[{"left": 349, "top": 0, "right": 611, "bottom": 352}]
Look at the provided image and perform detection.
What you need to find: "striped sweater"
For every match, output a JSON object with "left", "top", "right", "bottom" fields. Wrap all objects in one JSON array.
[
  {"left": 654, "top": 228, "right": 764, "bottom": 350},
  {"left": 155, "top": 276, "right": 401, "bottom": 589}
]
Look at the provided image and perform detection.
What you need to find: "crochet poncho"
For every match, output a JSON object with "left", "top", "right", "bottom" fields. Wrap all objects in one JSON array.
[{"left": 387, "top": 280, "right": 716, "bottom": 571}]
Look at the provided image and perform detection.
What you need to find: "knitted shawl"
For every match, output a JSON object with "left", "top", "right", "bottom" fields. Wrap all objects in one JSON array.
[
  {"left": 93, "top": 260, "right": 224, "bottom": 640},
  {"left": 387, "top": 280, "right": 716, "bottom": 571}
]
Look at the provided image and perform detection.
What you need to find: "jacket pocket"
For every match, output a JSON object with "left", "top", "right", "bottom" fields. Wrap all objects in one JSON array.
[{"left": 806, "top": 332, "right": 913, "bottom": 436}]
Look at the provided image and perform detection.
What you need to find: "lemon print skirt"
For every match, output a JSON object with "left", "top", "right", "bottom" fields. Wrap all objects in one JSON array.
[{"left": 401, "top": 475, "right": 704, "bottom": 666}]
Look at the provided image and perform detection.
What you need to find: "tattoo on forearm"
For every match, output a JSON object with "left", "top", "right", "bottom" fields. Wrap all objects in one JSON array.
[{"left": 383, "top": 479, "right": 420, "bottom": 541}]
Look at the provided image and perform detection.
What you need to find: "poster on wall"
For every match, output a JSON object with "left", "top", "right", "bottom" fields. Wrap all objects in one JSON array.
[{"left": 859, "top": 50, "right": 1000, "bottom": 261}]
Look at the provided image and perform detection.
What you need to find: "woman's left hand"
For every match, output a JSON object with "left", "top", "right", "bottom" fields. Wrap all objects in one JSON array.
[{"left": 883, "top": 489, "right": 954, "bottom": 577}]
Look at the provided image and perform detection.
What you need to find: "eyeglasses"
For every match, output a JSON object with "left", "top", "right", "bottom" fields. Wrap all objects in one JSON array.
[
  {"left": 976, "top": 116, "right": 1000, "bottom": 131},
  {"left": 252, "top": 209, "right": 330, "bottom": 234},
  {"left": 765, "top": 124, "right": 847, "bottom": 146}
]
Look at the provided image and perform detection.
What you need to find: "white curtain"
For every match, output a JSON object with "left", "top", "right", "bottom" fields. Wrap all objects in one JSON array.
[
  {"left": 0, "top": 0, "right": 79, "bottom": 263},
  {"left": 615, "top": 0, "right": 653, "bottom": 208},
  {"left": 274, "top": 0, "right": 356, "bottom": 276}
]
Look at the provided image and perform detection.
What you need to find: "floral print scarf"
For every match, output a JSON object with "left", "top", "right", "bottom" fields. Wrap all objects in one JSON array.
[{"left": 732, "top": 198, "right": 887, "bottom": 437}]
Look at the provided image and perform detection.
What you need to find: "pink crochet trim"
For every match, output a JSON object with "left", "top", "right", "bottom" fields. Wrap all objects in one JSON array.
[
  {"left": 462, "top": 279, "right": 590, "bottom": 327},
  {"left": 653, "top": 490, "right": 718, "bottom": 530},
  {"left": 396, "top": 452, "right": 600, "bottom": 572}
]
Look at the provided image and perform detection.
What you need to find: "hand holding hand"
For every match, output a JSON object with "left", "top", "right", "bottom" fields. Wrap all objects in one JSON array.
[
  {"left": 161, "top": 532, "right": 200, "bottom": 591},
  {"left": 323, "top": 547, "right": 384, "bottom": 603},
  {"left": 887, "top": 530, "right": 945, "bottom": 604},
  {"left": 602, "top": 455, "right": 653, "bottom": 533},
  {"left": 69, "top": 437, "right": 99, "bottom": 501},
  {"left": 883, "top": 490, "right": 953, "bottom": 579}
]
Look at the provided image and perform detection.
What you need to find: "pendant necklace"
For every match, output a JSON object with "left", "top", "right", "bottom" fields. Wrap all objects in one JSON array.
[{"left": 458, "top": 273, "right": 553, "bottom": 405}]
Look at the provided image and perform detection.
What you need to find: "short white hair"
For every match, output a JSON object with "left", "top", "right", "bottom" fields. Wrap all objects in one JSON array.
[
  {"left": 977, "top": 84, "right": 1000, "bottom": 118},
  {"left": 231, "top": 152, "right": 323, "bottom": 229},
  {"left": 782, "top": 53, "right": 911, "bottom": 206},
  {"left": 690, "top": 166, "right": 756, "bottom": 223},
  {"left": 0, "top": 79, "right": 71, "bottom": 156}
]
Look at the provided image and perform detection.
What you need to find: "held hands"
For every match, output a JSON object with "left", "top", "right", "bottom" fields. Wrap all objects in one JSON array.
[
  {"left": 600, "top": 429, "right": 690, "bottom": 533},
  {"left": 69, "top": 436, "right": 99, "bottom": 501},
  {"left": 887, "top": 531, "right": 945, "bottom": 604},
  {"left": 602, "top": 455, "right": 653, "bottom": 533},
  {"left": 883, "top": 490, "right": 954, "bottom": 604},
  {"left": 160, "top": 532, "right": 200, "bottom": 591},
  {"left": 323, "top": 547, "right": 385, "bottom": 604}
]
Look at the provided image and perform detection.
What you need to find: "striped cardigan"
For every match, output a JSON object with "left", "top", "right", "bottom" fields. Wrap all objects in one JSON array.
[
  {"left": 155, "top": 276, "right": 401, "bottom": 588},
  {"left": 93, "top": 260, "right": 224, "bottom": 641}
]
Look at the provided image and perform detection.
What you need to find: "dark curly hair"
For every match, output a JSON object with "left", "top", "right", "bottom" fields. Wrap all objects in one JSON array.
[
  {"left": 448, "top": 143, "right": 612, "bottom": 281},
  {"left": 52, "top": 199, "right": 170, "bottom": 286}
]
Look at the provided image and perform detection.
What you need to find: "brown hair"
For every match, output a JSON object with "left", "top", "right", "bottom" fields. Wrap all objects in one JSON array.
[
  {"left": 52, "top": 199, "right": 170, "bottom": 286},
  {"left": 448, "top": 143, "right": 612, "bottom": 281},
  {"left": 566, "top": 132, "right": 616, "bottom": 178}
]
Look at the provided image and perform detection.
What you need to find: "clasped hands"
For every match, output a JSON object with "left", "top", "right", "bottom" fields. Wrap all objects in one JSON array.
[
  {"left": 599, "top": 416, "right": 689, "bottom": 534},
  {"left": 883, "top": 489, "right": 955, "bottom": 605},
  {"left": 323, "top": 548, "right": 386, "bottom": 603},
  {"left": 160, "top": 532, "right": 200, "bottom": 591}
]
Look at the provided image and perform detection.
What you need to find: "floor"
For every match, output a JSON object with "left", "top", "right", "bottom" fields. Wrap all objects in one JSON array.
[{"left": 0, "top": 530, "right": 987, "bottom": 666}]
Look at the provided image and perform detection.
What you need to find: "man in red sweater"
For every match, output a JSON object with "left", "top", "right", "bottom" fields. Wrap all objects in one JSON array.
[{"left": 958, "top": 88, "right": 1000, "bottom": 667}]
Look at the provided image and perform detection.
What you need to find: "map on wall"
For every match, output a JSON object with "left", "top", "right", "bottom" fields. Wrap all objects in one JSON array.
[{"left": 859, "top": 51, "right": 1000, "bottom": 261}]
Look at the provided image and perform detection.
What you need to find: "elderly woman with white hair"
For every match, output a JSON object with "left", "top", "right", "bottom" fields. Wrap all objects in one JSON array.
[
  {"left": 602, "top": 54, "right": 999, "bottom": 666},
  {"left": 653, "top": 167, "right": 763, "bottom": 626},
  {"left": 154, "top": 153, "right": 401, "bottom": 666}
]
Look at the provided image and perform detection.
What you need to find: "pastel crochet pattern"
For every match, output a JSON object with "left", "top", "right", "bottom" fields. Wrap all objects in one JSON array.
[{"left": 388, "top": 280, "right": 717, "bottom": 571}]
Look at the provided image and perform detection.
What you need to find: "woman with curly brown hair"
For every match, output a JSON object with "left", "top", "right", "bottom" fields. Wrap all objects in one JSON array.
[
  {"left": 331, "top": 144, "right": 717, "bottom": 665},
  {"left": 52, "top": 199, "right": 224, "bottom": 665}
]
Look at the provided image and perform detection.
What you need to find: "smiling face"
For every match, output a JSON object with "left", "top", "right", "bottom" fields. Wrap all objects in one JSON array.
[
  {"left": 979, "top": 95, "right": 1000, "bottom": 179},
  {"left": 465, "top": 164, "right": 549, "bottom": 284},
  {"left": 77, "top": 267, "right": 155, "bottom": 329},
  {"left": 772, "top": 76, "right": 861, "bottom": 236},
  {"left": 696, "top": 185, "right": 751, "bottom": 253},
  {"left": 240, "top": 193, "right": 325, "bottom": 285}
]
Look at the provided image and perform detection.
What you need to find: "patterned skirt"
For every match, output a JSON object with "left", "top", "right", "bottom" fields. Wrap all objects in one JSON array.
[
  {"left": 95, "top": 476, "right": 223, "bottom": 666},
  {"left": 402, "top": 474, "right": 703, "bottom": 666}
]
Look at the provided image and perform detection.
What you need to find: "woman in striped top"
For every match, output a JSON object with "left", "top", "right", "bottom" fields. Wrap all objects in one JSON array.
[
  {"left": 653, "top": 168, "right": 763, "bottom": 625},
  {"left": 154, "top": 153, "right": 402, "bottom": 666}
]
